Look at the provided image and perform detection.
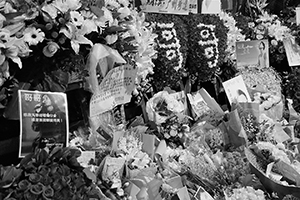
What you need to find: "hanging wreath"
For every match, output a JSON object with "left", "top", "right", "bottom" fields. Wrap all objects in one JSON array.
[
  {"left": 146, "top": 14, "right": 188, "bottom": 92},
  {"left": 187, "top": 14, "right": 227, "bottom": 85}
]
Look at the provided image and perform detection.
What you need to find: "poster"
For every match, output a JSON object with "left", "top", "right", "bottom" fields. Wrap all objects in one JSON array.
[
  {"left": 90, "top": 65, "right": 137, "bottom": 117},
  {"left": 222, "top": 75, "right": 251, "bottom": 105},
  {"left": 140, "top": 0, "right": 190, "bottom": 15},
  {"left": 236, "top": 40, "right": 269, "bottom": 69},
  {"left": 18, "top": 90, "right": 69, "bottom": 157},
  {"left": 283, "top": 37, "right": 300, "bottom": 67}
]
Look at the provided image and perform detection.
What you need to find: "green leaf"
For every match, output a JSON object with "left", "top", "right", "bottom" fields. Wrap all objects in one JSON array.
[
  {"left": 90, "top": 6, "right": 104, "bottom": 18},
  {"left": 20, "top": 152, "right": 34, "bottom": 167}
]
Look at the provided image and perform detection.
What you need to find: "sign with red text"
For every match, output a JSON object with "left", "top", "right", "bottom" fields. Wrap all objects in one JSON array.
[{"left": 19, "top": 90, "right": 68, "bottom": 157}]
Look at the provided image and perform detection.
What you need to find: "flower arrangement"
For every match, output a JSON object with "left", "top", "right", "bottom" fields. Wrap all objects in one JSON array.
[
  {"left": 187, "top": 14, "right": 228, "bottom": 85},
  {"left": 0, "top": 0, "right": 157, "bottom": 109},
  {"left": 146, "top": 13, "right": 188, "bottom": 91},
  {"left": 219, "top": 11, "right": 246, "bottom": 63}
]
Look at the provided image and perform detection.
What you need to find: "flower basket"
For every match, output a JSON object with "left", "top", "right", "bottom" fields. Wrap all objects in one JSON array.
[{"left": 245, "top": 147, "right": 300, "bottom": 199}]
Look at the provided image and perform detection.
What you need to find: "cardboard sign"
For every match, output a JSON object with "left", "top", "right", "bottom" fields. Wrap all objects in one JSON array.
[
  {"left": 90, "top": 65, "right": 137, "bottom": 116},
  {"left": 18, "top": 90, "right": 69, "bottom": 157}
]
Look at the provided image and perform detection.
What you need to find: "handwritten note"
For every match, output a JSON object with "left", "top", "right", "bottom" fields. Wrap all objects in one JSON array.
[{"left": 90, "top": 65, "right": 137, "bottom": 116}]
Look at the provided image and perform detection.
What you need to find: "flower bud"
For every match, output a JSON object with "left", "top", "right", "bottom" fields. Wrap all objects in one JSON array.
[{"left": 43, "top": 42, "right": 60, "bottom": 57}]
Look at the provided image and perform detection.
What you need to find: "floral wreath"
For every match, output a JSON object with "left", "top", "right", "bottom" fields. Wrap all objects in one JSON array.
[
  {"left": 146, "top": 14, "right": 188, "bottom": 91},
  {"left": 187, "top": 14, "right": 227, "bottom": 85}
]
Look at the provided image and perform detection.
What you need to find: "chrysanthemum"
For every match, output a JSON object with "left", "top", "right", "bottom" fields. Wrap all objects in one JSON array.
[
  {"left": 70, "top": 11, "right": 84, "bottom": 26},
  {"left": 23, "top": 27, "right": 45, "bottom": 46}
]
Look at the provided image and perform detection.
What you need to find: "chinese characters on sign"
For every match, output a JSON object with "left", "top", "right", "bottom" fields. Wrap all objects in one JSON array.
[
  {"left": 19, "top": 90, "right": 69, "bottom": 157},
  {"left": 90, "top": 65, "right": 137, "bottom": 117}
]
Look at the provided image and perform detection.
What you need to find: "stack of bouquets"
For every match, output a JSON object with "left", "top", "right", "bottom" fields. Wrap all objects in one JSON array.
[
  {"left": 0, "top": 0, "right": 157, "bottom": 107},
  {"left": 0, "top": 147, "right": 106, "bottom": 200}
]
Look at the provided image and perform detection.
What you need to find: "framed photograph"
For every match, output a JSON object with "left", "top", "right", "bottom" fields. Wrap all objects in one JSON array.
[
  {"left": 236, "top": 39, "right": 269, "bottom": 69},
  {"left": 283, "top": 37, "right": 300, "bottom": 67},
  {"left": 18, "top": 90, "right": 69, "bottom": 157},
  {"left": 222, "top": 75, "right": 251, "bottom": 105}
]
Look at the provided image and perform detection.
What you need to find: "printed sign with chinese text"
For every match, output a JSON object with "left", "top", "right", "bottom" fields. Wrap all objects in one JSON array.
[{"left": 18, "top": 90, "right": 69, "bottom": 157}]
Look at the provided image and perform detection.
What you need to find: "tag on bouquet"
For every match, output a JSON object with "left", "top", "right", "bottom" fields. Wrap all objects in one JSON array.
[{"left": 187, "top": 91, "right": 211, "bottom": 121}]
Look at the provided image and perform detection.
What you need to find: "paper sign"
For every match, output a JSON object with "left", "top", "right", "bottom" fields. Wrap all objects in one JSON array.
[
  {"left": 236, "top": 40, "right": 269, "bottom": 69},
  {"left": 90, "top": 65, "right": 137, "bottom": 116},
  {"left": 102, "top": 156, "right": 125, "bottom": 189},
  {"left": 18, "top": 90, "right": 69, "bottom": 157},
  {"left": 222, "top": 75, "right": 251, "bottom": 105},
  {"left": 283, "top": 37, "right": 300, "bottom": 67},
  {"left": 296, "top": 7, "right": 300, "bottom": 25},
  {"left": 201, "top": 0, "right": 221, "bottom": 14},
  {"left": 177, "top": 187, "right": 190, "bottom": 200},
  {"left": 194, "top": 186, "right": 214, "bottom": 200},
  {"left": 141, "top": 0, "right": 190, "bottom": 15},
  {"left": 77, "top": 151, "right": 96, "bottom": 167}
]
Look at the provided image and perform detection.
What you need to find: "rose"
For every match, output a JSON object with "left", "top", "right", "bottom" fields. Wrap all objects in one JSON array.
[
  {"left": 43, "top": 42, "right": 59, "bottom": 57},
  {"left": 52, "top": 179, "right": 63, "bottom": 191},
  {"left": 29, "top": 173, "right": 42, "bottom": 183},
  {"left": 38, "top": 165, "right": 50, "bottom": 176},
  {"left": 24, "top": 191, "right": 39, "bottom": 200},
  {"left": 30, "top": 183, "right": 44, "bottom": 195},
  {"left": 43, "top": 186, "right": 54, "bottom": 199},
  {"left": 18, "top": 179, "right": 31, "bottom": 191}
]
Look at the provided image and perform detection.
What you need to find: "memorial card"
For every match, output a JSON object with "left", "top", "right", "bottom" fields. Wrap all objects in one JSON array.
[
  {"left": 19, "top": 90, "right": 69, "bottom": 157},
  {"left": 283, "top": 37, "right": 300, "bottom": 67},
  {"left": 236, "top": 40, "right": 269, "bottom": 69},
  {"left": 222, "top": 75, "right": 251, "bottom": 105}
]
